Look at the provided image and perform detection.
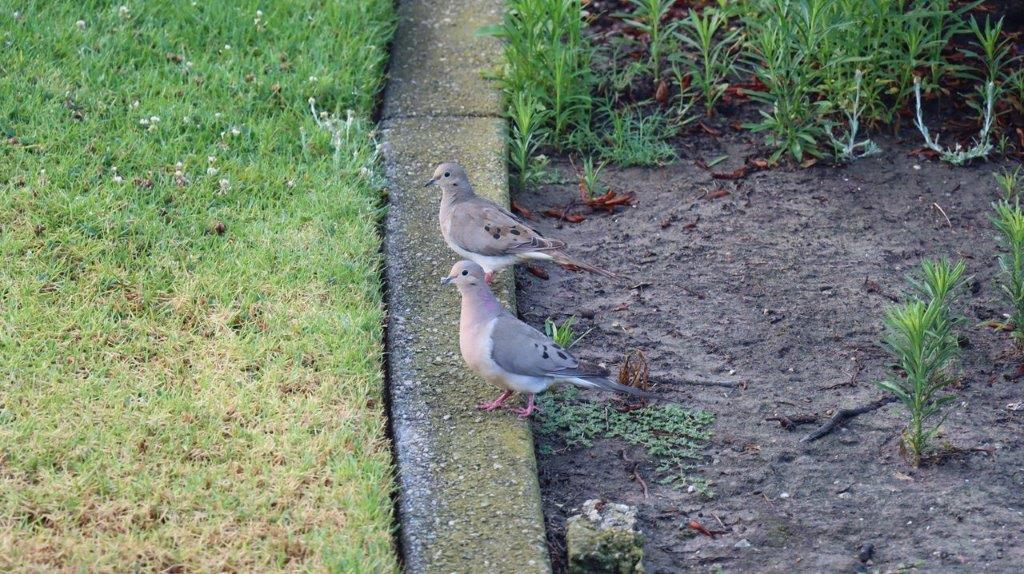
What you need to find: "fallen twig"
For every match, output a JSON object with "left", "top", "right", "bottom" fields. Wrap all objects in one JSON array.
[
  {"left": 821, "top": 355, "right": 862, "bottom": 390},
  {"left": 632, "top": 467, "right": 649, "bottom": 499},
  {"left": 801, "top": 396, "right": 898, "bottom": 443},
  {"left": 932, "top": 202, "right": 952, "bottom": 227},
  {"left": 766, "top": 414, "right": 818, "bottom": 430}
]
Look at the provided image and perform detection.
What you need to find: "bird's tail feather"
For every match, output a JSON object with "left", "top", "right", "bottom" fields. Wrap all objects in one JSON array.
[
  {"left": 570, "top": 376, "right": 660, "bottom": 399},
  {"left": 550, "top": 251, "right": 624, "bottom": 280}
]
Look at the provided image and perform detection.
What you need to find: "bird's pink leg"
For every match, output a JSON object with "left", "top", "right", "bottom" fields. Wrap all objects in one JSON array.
[
  {"left": 484, "top": 271, "right": 495, "bottom": 285},
  {"left": 512, "top": 394, "right": 541, "bottom": 419},
  {"left": 477, "top": 389, "right": 513, "bottom": 412}
]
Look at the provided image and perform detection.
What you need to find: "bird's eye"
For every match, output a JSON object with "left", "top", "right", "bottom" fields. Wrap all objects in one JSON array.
[
  {"left": 443, "top": 172, "right": 451, "bottom": 178},
  {"left": 461, "top": 269, "right": 468, "bottom": 276}
]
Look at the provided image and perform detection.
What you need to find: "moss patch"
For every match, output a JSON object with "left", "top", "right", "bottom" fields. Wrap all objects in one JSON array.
[{"left": 535, "top": 388, "right": 715, "bottom": 495}]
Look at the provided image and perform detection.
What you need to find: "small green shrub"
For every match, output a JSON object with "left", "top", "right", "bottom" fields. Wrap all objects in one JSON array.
[
  {"left": 740, "top": 0, "right": 971, "bottom": 163},
  {"left": 508, "top": 91, "right": 550, "bottom": 191},
  {"left": 493, "top": 0, "right": 594, "bottom": 147},
  {"left": 873, "top": 259, "right": 966, "bottom": 466},
  {"left": 993, "top": 201, "right": 1024, "bottom": 343},
  {"left": 618, "top": 0, "right": 677, "bottom": 85},
  {"left": 994, "top": 166, "right": 1022, "bottom": 202},
  {"left": 826, "top": 70, "right": 880, "bottom": 162},
  {"left": 673, "top": 6, "right": 741, "bottom": 115}
]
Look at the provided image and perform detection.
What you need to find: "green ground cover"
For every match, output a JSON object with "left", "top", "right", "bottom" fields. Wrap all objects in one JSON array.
[{"left": 0, "top": 2, "right": 397, "bottom": 571}]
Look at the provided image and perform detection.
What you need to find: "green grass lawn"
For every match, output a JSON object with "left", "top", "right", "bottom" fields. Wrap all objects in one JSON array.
[{"left": 0, "top": 2, "right": 397, "bottom": 571}]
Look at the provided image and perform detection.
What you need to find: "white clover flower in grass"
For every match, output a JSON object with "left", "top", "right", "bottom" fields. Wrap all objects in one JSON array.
[
  {"left": 286, "top": 180, "right": 295, "bottom": 188},
  {"left": 256, "top": 10, "right": 263, "bottom": 17},
  {"left": 113, "top": 175, "right": 124, "bottom": 184},
  {"left": 208, "top": 156, "right": 216, "bottom": 163},
  {"left": 214, "top": 112, "right": 222, "bottom": 119},
  {"left": 75, "top": 20, "right": 86, "bottom": 30},
  {"left": 118, "top": 5, "right": 129, "bottom": 17},
  {"left": 230, "top": 126, "right": 241, "bottom": 136},
  {"left": 207, "top": 167, "right": 218, "bottom": 175},
  {"left": 219, "top": 178, "right": 229, "bottom": 191},
  {"left": 139, "top": 118, "right": 149, "bottom": 126},
  {"left": 224, "top": 44, "right": 231, "bottom": 50}
]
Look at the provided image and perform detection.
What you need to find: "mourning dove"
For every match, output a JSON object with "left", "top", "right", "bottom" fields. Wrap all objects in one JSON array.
[
  {"left": 442, "top": 260, "right": 653, "bottom": 418},
  {"left": 426, "top": 162, "right": 620, "bottom": 284}
]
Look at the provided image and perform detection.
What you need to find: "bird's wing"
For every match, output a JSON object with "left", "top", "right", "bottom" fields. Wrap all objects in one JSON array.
[
  {"left": 488, "top": 314, "right": 580, "bottom": 378},
  {"left": 447, "top": 197, "right": 565, "bottom": 257}
]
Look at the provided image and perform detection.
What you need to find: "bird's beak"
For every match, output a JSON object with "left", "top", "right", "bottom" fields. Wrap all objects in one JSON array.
[
  {"left": 423, "top": 178, "right": 437, "bottom": 188},
  {"left": 440, "top": 275, "right": 453, "bottom": 285}
]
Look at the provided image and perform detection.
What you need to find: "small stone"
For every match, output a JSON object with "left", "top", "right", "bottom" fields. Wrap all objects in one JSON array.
[
  {"left": 858, "top": 543, "right": 875, "bottom": 562},
  {"left": 734, "top": 539, "right": 751, "bottom": 548},
  {"left": 567, "top": 499, "right": 644, "bottom": 573}
]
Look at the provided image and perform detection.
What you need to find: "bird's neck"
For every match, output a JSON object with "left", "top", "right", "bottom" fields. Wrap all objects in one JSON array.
[
  {"left": 441, "top": 186, "right": 475, "bottom": 206},
  {"left": 459, "top": 284, "right": 501, "bottom": 325}
]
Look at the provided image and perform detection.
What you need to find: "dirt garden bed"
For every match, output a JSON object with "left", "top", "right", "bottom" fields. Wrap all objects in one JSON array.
[{"left": 514, "top": 133, "right": 1024, "bottom": 571}]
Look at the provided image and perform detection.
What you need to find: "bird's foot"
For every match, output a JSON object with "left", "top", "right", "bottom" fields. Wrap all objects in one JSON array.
[
  {"left": 476, "top": 390, "right": 513, "bottom": 412},
  {"left": 484, "top": 271, "right": 495, "bottom": 285},
  {"left": 511, "top": 394, "right": 541, "bottom": 419}
]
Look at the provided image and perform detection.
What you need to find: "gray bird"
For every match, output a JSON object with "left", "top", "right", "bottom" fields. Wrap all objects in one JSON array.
[
  {"left": 442, "top": 260, "right": 652, "bottom": 417},
  {"left": 426, "top": 162, "right": 619, "bottom": 284}
]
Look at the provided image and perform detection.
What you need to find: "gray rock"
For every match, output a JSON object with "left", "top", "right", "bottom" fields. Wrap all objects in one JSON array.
[{"left": 566, "top": 500, "right": 644, "bottom": 574}]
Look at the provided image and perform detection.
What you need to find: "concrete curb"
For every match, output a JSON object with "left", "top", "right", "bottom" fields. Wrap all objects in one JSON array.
[{"left": 380, "top": 1, "right": 551, "bottom": 573}]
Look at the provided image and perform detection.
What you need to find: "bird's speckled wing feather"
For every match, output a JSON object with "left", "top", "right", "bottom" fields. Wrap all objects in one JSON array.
[
  {"left": 447, "top": 197, "right": 565, "bottom": 257},
  {"left": 488, "top": 315, "right": 580, "bottom": 378}
]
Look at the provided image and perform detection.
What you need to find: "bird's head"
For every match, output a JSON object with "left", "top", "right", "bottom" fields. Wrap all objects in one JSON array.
[
  {"left": 441, "top": 260, "right": 486, "bottom": 288},
  {"left": 424, "top": 162, "right": 470, "bottom": 194}
]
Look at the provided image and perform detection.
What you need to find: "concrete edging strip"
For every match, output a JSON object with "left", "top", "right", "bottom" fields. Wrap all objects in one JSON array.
[{"left": 380, "top": 1, "right": 551, "bottom": 572}]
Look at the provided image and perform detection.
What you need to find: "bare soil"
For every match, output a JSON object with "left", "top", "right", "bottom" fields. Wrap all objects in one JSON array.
[{"left": 515, "top": 134, "right": 1024, "bottom": 572}]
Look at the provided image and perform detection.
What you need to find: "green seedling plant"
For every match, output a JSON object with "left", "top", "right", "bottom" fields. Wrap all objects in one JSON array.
[
  {"left": 674, "top": 6, "right": 742, "bottom": 115},
  {"left": 994, "top": 165, "right": 1022, "bottom": 202},
  {"left": 579, "top": 156, "right": 607, "bottom": 198},
  {"left": 993, "top": 201, "right": 1024, "bottom": 344},
  {"left": 741, "top": 0, "right": 834, "bottom": 162},
  {"left": 508, "top": 91, "right": 550, "bottom": 191},
  {"left": 826, "top": 69, "right": 880, "bottom": 162},
  {"left": 669, "top": 62, "right": 699, "bottom": 123},
  {"left": 961, "top": 15, "right": 1013, "bottom": 112},
  {"left": 593, "top": 104, "right": 677, "bottom": 166},
  {"left": 1012, "top": 68, "right": 1024, "bottom": 115},
  {"left": 544, "top": 316, "right": 593, "bottom": 349},
  {"left": 619, "top": 0, "right": 677, "bottom": 85},
  {"left": 874, "top": 259, "right": 966, "bottom": 466}
]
